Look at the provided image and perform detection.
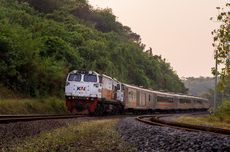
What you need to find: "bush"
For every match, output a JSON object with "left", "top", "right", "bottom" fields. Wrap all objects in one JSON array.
[
  {"left": 216, "top": 100, "right": 230, "bottom": 115},
  {"left": 0, "top": 97, "right": 67, "bottom": 114},
  {"left": 214, "top": 100, "right": 230, "bottom": 122}
]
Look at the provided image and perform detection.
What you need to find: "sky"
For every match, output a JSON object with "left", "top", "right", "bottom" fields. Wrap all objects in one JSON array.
[{"left": 88, "top": 0, "right": 228, "bottom": 78}]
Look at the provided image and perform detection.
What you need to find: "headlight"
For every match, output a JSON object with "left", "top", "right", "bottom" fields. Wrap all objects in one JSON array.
[{"left": 94, "top": 83, "right": 99, "bottom": 87}]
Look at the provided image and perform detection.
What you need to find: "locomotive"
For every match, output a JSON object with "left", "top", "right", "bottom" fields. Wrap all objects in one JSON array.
[{"left": 65, "top": 70, "right": 210, "bottom": 115}]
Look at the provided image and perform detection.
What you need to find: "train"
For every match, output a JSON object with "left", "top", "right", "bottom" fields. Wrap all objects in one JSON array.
[{"left": 65, "top": 70, "right": 210, "bottom": 115}]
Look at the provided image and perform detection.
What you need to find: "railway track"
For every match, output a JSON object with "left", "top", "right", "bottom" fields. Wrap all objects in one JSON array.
[
  {"left": 0, "top": 113, "right": 135, "bottom": 124},
  {"left": 136, "top": 114, "right": 230, "bottom": 136},
  {"left": 0, "top": 114, "right": 85, "bottom": 124}
]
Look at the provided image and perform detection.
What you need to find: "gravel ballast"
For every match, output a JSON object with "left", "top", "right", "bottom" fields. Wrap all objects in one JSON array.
[
  {"left": 0, "top": 117, "right": 89, "bottom": 149},
  {"left": 116, "top": 117, "right": 230, "bottom": 152}
]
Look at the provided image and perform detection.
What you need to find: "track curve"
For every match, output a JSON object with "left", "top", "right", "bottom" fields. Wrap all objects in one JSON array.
[{"left": 136, "top": 114, "right": 230, "bottom": 136}]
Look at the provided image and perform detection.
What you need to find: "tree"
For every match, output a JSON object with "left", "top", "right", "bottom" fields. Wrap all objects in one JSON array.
[
  {"left": 0, "top": 0, "right": 186, "bottom": 96},
  {"left": 212, "top": 3, "right": 230, "bottom": 94}
]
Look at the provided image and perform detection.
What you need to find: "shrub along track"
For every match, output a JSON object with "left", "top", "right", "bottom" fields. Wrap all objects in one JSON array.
[{"left": 136, "top": 113, "right": 230, "bottom": 136}]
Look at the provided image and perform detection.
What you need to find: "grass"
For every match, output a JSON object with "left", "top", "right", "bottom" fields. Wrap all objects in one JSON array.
[
  {"left": 214, "top": 99, "right": 230, "bottom": 121},
  {"left": 0, "top": 84, "right": 67, "bottom": 114},
  {"left": 0, "top": 83, "right": 21, "bottom": 99},
  {"left": 177, "top": 100, "right": 230, "bottom": 129},
  {"left": 176, "top": 115, "right": 230, "bottom": 130},
  {"left": 0, "top": 97, "right": 67, "bottom": 114},
  {"left": 6, "top": 119, "right": 136, "bottom": 152}
]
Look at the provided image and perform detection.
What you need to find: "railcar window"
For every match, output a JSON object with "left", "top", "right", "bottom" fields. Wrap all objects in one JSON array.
[
  {"left": 128, "top": 91, "right": 136, "bottom": 101},
  {"left": 179, "top": 98, "right": 191, "bottom": 104},
  {"left": 83, "top": 74, "right": 97, "bottom": 82},
  {"left": 68, "top": 74, "right": 81, "bottom": 82},
  {"left": 197, "top": 100, "right": 203, "bottom": 104},
  {"left": 149, "top": 94, "right": 151, "bottom": 102},
  {"left": 157, "top": 96, "right": 173, "bottom": 103}
]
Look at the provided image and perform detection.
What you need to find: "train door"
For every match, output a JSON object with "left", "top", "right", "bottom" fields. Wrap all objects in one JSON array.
[
  {"left": 148, "top": 93, "right": 156, "bottom": 109},
  {"left": 116, "top": 83, "right": 124, "bottom": 102},
  {"left": 136, "top": 90, "right": 140, "bottom": 106},
  {"left": 140, "top": 91, "right": 146, "bottom": 107},
  {"left": 123, "top": 86, "right": 129, "bottom": 106},
  {"left": 152, "top": 94, "right": 157, "bottom": 108},
  {"left": 174, "top": 96, "right": 179, "bottom": 109},
  {"left": 146, "top": 93, "right": 152, "bottom": 108}
]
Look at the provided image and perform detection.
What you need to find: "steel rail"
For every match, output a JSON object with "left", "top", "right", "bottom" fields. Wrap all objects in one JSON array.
[
  {"left": 0, "top": 114, "right": 85, "bottom": 124},
  {"left": 0, "top": 114, "right": 83, "bottom": 118},
  {"left": 136, "top": 114, "right": 230, "bottom": 136}
]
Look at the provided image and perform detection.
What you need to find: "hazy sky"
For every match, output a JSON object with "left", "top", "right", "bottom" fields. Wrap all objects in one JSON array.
[{"left": 88, "top": 0, "right": 228, "bottom": 77}]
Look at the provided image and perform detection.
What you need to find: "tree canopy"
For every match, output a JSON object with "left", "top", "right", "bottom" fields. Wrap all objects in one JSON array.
[
  {"left": 212, "top": 3, "right": 230, "bottom": 95},
  {"left": 0, "top": 0, "right": 186, "bottom": 97}
]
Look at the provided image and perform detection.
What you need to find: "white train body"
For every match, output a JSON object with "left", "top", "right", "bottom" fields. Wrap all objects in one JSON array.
[
  {"left": 65, "top": 70, "right": 123, "bottom": 102},
  {"left": 65, "top": 70, "right": 102, "bottom": 99}
]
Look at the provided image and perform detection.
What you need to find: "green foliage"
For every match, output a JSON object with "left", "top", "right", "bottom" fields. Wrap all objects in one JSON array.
[
  {"left": 0, "top": 83, "right": 22, "bottom": 99},
  {"left": 0, "top": 0, "right": 186, "bottom": 97},
  {"left": 177, "top": 115, "right": 230, "bottom": 129},
  {"left": 24, "top": 0, "right": 70, "bottom": 13},
  {"left": 212, "top": 100, "right": 230, "bottom": 122},
  {"left": 0, "top": 97, "right": 67, "bottom": 114},
  {"left": 216, "top": 100, "right": 230, "bottom": 116},
  {"left": 212, "top": 3, "right": 230, "bottom": 92}
]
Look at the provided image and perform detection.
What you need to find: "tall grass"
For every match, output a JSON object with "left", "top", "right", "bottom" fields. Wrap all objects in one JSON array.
[
  {"left": 0, "top": 97, "right": 67, "bottom": 115},
  {"left": 213, "top": 99, "right": 230, "bottom": 122},
  {"left": 0, "top": 84, "right": 21, "bottom": 99}
]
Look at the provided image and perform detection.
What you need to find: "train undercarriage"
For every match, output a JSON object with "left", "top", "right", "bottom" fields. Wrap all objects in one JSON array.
[{"left": 65, "top": 97, "right": 124, "bottom": 116}]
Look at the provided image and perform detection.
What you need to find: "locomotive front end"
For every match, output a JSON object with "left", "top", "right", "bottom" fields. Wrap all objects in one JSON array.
[{"left": 65, "top": 70, "right": 102, "bottom": 114}]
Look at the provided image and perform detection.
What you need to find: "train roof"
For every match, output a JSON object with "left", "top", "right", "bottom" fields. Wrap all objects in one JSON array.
[
  {"left": 69, "top": 70, "right": 120, "bottom": 82},
  {"left": 123, "top": 83, "right": 208, "bottom": 101},
  {"left": 69, "top": 70, "right": 99, "bottom": 75},
  {"left": 101, "top": 74, "right": 114, "bottom": 80}
]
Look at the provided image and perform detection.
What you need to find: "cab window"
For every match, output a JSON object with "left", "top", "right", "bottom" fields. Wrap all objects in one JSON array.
[
  {"left": 68, "top": 74, "right": 81, "bottom": 82},
  {"left": 84, "top": 74, "right": 97, "bottom": 82}
]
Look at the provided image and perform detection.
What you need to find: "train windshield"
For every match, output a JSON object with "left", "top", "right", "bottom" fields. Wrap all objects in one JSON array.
[
  {"left": 68, "top": 73, "right": 81, "bottom": 82},
  {"left": 84, "top": 74, "right": 97, "bottom": 82}
]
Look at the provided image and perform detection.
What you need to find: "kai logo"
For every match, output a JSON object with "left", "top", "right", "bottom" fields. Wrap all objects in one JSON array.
[{"left": 77, "top": 87, "right": 86, "bottom": 91}]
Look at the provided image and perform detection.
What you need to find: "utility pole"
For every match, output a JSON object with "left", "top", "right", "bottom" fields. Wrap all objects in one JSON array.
[{"left": 214, "top": 49, "right": 218, "bottom": 112}]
